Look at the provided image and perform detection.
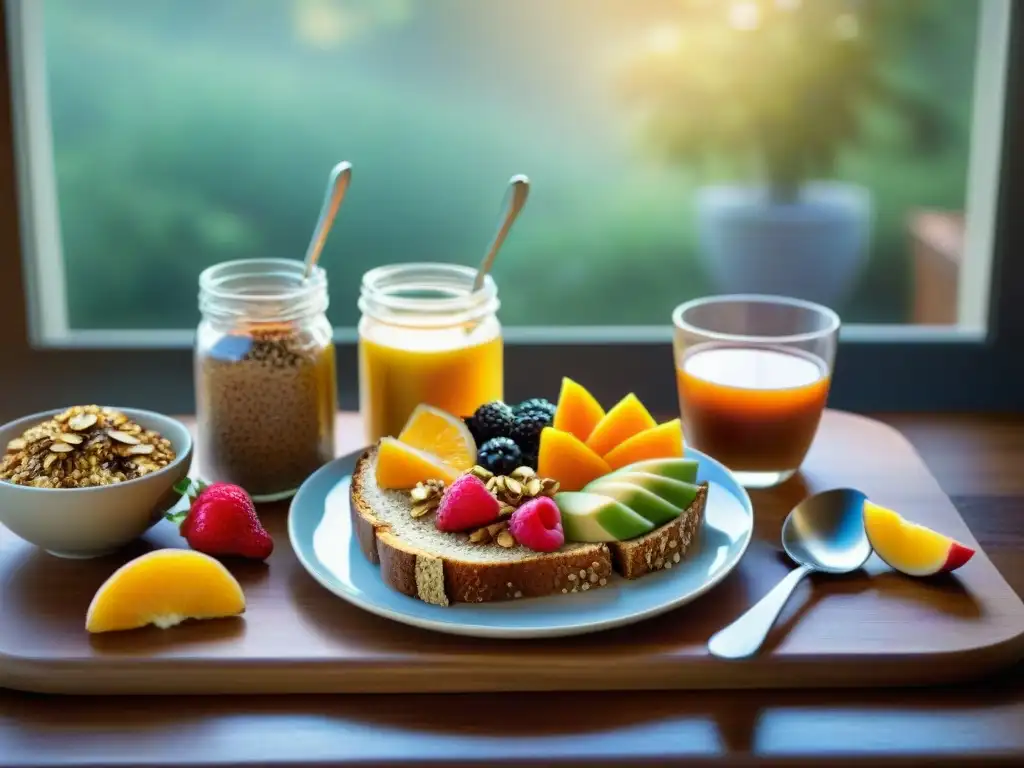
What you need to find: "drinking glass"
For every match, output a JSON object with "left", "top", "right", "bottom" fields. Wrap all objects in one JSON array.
[{"left": 672, "top": 294, "right": 840, "bottom": 489}]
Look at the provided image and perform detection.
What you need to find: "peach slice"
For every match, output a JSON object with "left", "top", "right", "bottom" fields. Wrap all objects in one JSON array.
[
  {"left": 863, "top": 501, "right": 975, "bottom": 576},
  {"left": 86, "top": 549, "right": 246, "bottom": 633}
]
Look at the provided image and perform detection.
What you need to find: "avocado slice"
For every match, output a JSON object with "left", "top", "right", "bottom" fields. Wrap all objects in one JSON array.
[
  {"left": 578, "top": 480, "right": 681, "bottom": 526},
  {"left": 553, "top": 491, "right": 655, "bottom": 542},
  {"left": 592, "top": 472, "right": 700, "bottom": 512},
  {"left": 607, "top": 458, "right": 699, "bottom": 484}
]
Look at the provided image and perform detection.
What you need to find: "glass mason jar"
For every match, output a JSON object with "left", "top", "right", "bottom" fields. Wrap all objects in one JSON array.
[
  {"left": 358, "top": 262, "right": 503, "bottom": 445},
  {"left": 195, "top": 258, "right": 337, "bottom": 501}
]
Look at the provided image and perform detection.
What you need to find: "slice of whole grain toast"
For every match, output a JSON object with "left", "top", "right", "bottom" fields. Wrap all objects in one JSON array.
[{"left": 350, "top": 445, "right": 708, "bottom": 606}]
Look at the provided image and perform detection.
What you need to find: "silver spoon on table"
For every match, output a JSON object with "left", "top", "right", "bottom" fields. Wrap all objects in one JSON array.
[
  {"left": 472, "top": 174, "right": 530, "bottom": 292},
  {"left": 707, "top": 487, "right": 872, "bottom": 660},
  {"left": 302, "top": 160, "right": 353, "bottom": 280}
]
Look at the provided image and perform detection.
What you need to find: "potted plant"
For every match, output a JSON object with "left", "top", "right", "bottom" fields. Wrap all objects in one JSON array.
[{"left": 619, "top": 0, "right": 937, "bottom": 307}]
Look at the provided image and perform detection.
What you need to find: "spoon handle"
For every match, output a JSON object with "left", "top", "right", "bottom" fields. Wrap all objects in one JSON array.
[
  {"left": 707, "top": 564, "right": 813, "bottom": 660},
  {"left": 472, "top": 174, "right": 530, "bottom": 292},
  {"left": 303, "top": 161, "right": 353, "bottom": 279}
]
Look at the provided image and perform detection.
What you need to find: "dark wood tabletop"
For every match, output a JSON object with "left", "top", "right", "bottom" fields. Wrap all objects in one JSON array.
[{"left": 2, "top": 412, "right": 1024, "bottom": 767}]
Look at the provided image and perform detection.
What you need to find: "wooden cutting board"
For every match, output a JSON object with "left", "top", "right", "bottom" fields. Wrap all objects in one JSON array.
[{"left": 1, "top": 410, "right": 1022, "bottom": 694}]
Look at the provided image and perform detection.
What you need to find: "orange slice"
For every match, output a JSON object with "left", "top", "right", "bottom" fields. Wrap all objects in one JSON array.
[
  {"left": 85, "top": 549, "right": 246, "bottom": 633},
  {"left": 376, "top": 437, "right": 462, "bottom": 490},
  {"left": 602, "top": 419, "right": 683, "bottom": 470},
  {"left": 397, "top": 404, "right": 476, "bottom": 472}
]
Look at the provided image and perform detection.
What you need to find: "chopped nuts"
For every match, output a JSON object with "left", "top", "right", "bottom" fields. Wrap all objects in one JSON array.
[
  {"left": 476, "top": 466, "right": 559, "bottom": 511},
  {"left": 0, "top": 405, "right": 176, "bottom": 488},
  {"left": 406, "top": 479, "right": 446, "bottom": 519},
  {"left": 469, "top": 521, "right": 510, "bottom": 545},
  {"left": 469, "top": 465, "right": 494, "bottom": 481},
  {"left": 510, "top": 466, "right": 535, "bottom": 482},
  {"left": 496, "top": 531, "right": 516, "bottom": 548}
]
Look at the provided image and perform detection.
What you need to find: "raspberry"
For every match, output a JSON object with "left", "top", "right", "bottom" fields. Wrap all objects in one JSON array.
[
  {"left": 508, "top": 497, "right": 564, "bottom": 553},
  {"left": 435, "top": 474, "right": 501, "bottom": 533}
]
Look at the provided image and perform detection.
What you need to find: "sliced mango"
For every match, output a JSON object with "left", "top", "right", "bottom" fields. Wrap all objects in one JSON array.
[
  {"left": 537, "top": 427, "right": 612, "bottom": 492},
  {"left": 584, "top": 393, "right": 657, "bottom": 457},
  {"left": 602, "top": 419, "right": 683, "bottom": 470},
  {"left": 552, "top": 377, "right": 606, "bottom": 443}
]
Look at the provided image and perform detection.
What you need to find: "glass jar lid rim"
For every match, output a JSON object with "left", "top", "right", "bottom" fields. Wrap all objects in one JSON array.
[
  {"left": 360, "top": 262, "right": 497, "bottom": 314},
  {"left": 199, "top": 258, "right": 327, "bottom": 303}
]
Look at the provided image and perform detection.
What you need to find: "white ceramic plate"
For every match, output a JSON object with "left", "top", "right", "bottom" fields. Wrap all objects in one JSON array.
[{"left": 289, "top": 447, "right": 754, "bottom": 638}]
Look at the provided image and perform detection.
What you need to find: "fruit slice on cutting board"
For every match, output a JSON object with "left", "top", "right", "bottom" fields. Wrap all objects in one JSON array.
[
  {"left": 602, "top": 419, "right": 683, "bottom": 470},
  {"left": 553, "top": 491, "right": 655, "bottom": 542},
  {"left": 397, "top": 403, "right": 477, "bottom": 472},
  {"left": 607, "top": 457, "right": 699, "bottom": 484},
  {"left": 85, "top": 549, "right": 246, "bottom": 633},
  {"left": 863, "top": 501, "right": 975, "bottom": 576},
  {"left": 552, "top": 377, "right": 606, "bottom": 442},
  {"left": 537, "top": 427, "right": 612, "bottom": 492},
  {"left": 584, "top": 393, "right": 657, "bottom": 457},
  {"left": 586, "top": 472, "right": 699, "bottom": 516},
  {"left": 376, "top": 437, "right": 462, "bottom": 490}
]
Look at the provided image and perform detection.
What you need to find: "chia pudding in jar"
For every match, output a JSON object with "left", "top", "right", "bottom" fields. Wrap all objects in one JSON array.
[{"left": 195, "top": 258, "right": 337, "bottom": 501}]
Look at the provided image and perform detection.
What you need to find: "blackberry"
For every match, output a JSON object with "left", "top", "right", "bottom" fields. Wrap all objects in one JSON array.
[
  {"left": 513, "top": 398, "right": 556, "bottom": 420},
  {"left": 476, "top": 437, "right": 522, "bottom": 476},
  {"left": 510, "top": 408, "right": 554, "bottom": 457},
  {"left": 468, "top": 401, "right": 514, "bottom": 444}
]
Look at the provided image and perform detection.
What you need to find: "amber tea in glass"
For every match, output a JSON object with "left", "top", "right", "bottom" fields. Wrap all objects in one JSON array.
[{"left": 672, "top": 295, "right": 840, "bottom": 489}]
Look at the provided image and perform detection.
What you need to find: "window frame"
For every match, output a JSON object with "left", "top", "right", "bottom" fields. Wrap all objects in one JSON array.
[{"left": 0, "top": 0, "right": 1022, "bottom": 424}]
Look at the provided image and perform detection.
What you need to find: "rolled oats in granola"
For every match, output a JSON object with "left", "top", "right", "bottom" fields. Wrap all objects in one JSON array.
[{"left": 0, "top": 405, "right": 176, "bottom": 488}]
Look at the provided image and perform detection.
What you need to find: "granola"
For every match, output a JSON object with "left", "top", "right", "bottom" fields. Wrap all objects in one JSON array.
[{"left": 1, "top": 405, "right": 176, "bottom": 488}]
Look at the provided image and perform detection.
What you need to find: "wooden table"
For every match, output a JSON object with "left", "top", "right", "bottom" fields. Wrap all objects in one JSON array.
[{"left": 3, "top": 412, "right": 1024, "bottom": 767}]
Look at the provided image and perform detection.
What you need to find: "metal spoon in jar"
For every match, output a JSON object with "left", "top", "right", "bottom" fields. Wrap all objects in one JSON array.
[
  {"left": 472, "top": 174, "right": 530, "bottom": 292},
  {"left": 302, "top": 160, "right": 353, "bottom": 280},
  {"left": 707, "top": 487, "right": 872, "bottom": 659}
]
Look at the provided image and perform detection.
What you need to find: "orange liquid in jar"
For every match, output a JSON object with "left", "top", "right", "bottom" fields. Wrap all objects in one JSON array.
[
  {"left": 359, "top": 325, "right": 503, "bottom": 444},
  {"left": 676, "top": 345, "right": 830, "bottom": 473}
]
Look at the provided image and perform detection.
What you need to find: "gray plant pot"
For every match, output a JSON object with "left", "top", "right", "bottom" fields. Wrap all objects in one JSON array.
[{"left": 695, "top": 181, "right": 872, "bottom": 308}]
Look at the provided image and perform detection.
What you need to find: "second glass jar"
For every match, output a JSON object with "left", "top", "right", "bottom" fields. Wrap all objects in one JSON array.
[{"left": 358, "top": 262, "right": 503, "bottom": 444}]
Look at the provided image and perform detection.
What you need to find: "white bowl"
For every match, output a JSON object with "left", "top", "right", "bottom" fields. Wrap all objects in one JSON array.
[{"left": 0, "top": 407, "right": 193, "bottom": 558}]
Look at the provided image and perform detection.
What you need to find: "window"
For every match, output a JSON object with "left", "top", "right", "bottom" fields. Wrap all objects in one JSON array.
[{"left": 2, "top": 0, "right": 1022, "bottom": 418}]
